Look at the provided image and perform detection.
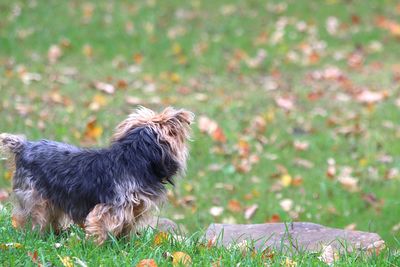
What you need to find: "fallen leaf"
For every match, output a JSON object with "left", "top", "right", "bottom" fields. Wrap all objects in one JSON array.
[
  {"left": 356, "top": 90, "right": 386, "bottom": 104},
  {"left": 93, "top": 81, "right": 115, "bottom": 94},
  {"left": 260, "top": 247, "right": 275, "bottom": 260},
  {"left": 59, "top": 256, "right": 74, "bottom": 267},
  {"left": 211, "top": 127, "right": 227, "bottom": 143},
  {"left": 292, "top": 176, "right": 303, "bottom": 186},
  {"left": 48, "top": 44, "right": 62, "bottom": 64},
  {"left": 0, "top": 189, "right": 9, "bottom": 201},
  {"left": 73, "top": 257, "right": 88, "bottom": 267},
  {"left": 136, "top": 259, "right": 158, "bottom": 267},
  {"left": 318, "top": 245, "right": 339, "bottom": 265},
  {"left": 267, "top": 214, "right": 281, "bottom": 223},
  {"left": 198, "top": 116, "right": 226, "bottom": 143},
  {"left": 126, "top": 96, "right": 143, "bottom": 105},
  {"left": 283, "top": 258, "right": 297, "bottom": 267},
  {"left": 227, "top": 199, "right": 242, "bottom": 213},
  {"left": 280, "top": 199, "right": 293, "bottom": 212},
  {"left": 133, "top": 53, "right": 144, "bottom": 64},
  {"left": 275, "top": 96, "right": 295, "bottom": 111},
  {"left": 293, "top": 158, "right": 314, "bottom": 169},
  {"left": 172, "top": 252, "right": 192, "bottom": 266},
  {"left": 83, "top": 118, "right": 103, "bottom": 141},
  {"left": 338, "top": 176, "right": 359, "bottom": 192},
  {"left": 345, "top": 223, "right": 357, "bottom": 231},
  {"left": 244, "top": 204, "right": 258, "bottom": 220},
  {"left": 209, "top": 206, "right": 224, "bottom": 217},
  {"left": 153, "top": 232, "right": 169, "bottom": 246},
  {"left": 293, "top": 140, "right": 309, "bottom": 151},
  {"left": 281, "top": 174, "right": 292, "bottom": 187},
  {"left": 82, "top": 44, "right": 93, "bottom": 58},
  {"left": 89, "top": 94, "right": 108, "bottom": 111},
  {"left": 0, "top": 243, "right": 23, "bottom": 250},
  {"left": 28, "top": 251, "right": 41, "bottom": 266}
]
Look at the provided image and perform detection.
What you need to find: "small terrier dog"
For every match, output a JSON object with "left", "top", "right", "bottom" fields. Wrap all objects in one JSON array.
[{"left": 0, "top": 107, "right": 193, "bottom": 244}]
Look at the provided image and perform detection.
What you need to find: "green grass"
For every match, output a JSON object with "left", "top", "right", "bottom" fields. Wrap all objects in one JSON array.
[
  {"left": 1, "top": 0, "right": 400, "bottom": 265},
  {"left": 0, "top": 206, "right": 399, "bottom": 266}
]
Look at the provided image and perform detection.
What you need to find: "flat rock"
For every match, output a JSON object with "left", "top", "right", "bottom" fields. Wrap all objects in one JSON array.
[
  {"left": 205, "top": 222, "right": 385, "bottom": 254},
  {"left": 149, "top": 217, "right": 179, "bottom": 233}
]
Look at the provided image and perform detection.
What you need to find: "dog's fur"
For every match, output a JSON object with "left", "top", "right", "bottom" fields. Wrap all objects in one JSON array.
[{"left": 0, "top": 107, "right": 193, "bottom": 244}]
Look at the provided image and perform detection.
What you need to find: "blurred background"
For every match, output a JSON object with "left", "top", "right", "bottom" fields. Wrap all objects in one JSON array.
[{"left": 0, "top": 0, "right": 399, "bottom": 246}]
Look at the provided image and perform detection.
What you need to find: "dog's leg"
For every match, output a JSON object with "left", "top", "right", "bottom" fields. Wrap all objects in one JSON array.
[
  {"left": 11, "top": 207, "right": 28, "bottom": 229},
  {"left": 84, "top": 204, "right": 125, "bottom": 245},
  {"left": 30, "top": 197, "right": 53, "bottom": 232}
]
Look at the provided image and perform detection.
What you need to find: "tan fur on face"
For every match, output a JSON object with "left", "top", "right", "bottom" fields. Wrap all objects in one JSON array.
[{"left": 112, "top": 107, "right": 194, "bottom": 171}]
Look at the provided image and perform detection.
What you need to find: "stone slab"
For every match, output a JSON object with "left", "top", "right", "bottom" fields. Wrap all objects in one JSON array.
[{"left": 205, "top": 222, "right": 385, "bottom": 253}]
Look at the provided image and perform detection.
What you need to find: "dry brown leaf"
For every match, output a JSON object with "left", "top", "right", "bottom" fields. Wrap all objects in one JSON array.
[
  {"left": 198, "top": 116, "right": 226, "bottom": 143},
  {"left": 28, "top": 251, "right": 41, "bottom": 266},
  {"left": 211, "top": 127, "right": 227, "bottom": 143},
  {"left": 82, "top": 44, "right": 93, "bottom": 58},
  {"left": 267, "top": 214, "right": 281, "bottom": 223},
  {"left": 83, "top": 118, "right": 103, "bottom": 141},
  {"left": 227, "top": 199, "right": 242, "bottom": 213}
]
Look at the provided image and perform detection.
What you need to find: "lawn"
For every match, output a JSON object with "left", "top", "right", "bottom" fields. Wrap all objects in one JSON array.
[{"left": 0, "top": 0, "right": 399, "bottom": 265}]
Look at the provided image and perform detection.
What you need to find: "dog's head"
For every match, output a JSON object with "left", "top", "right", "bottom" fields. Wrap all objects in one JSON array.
[{"left": 112, "top": 107, "right": 194, "bottom": 179}]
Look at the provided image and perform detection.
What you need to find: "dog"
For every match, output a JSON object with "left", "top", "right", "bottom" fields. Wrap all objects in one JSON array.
[{"left": 0, "top": 107, "right": 194, "bottom": 244}]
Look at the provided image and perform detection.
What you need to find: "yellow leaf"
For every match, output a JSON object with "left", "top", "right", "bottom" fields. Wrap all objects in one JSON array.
[
  {"left": 89, "top": 94, "right": 108, "bottom": 111},
  {"left": 172, "top": 252, "right": 192, "bottom": 266},
  {"left": 83, "top": 118, "right": 103, "bottom": 141},
  {"left": 0, "top": 243, "right": 23, "bottom": 250},
  {"left": 59, "top": 256, "right": 74, "bottom": 267},
  {"left": 4, "top": 171, "right": 12, "bottom": 181},
  {"left": 136, "top": 259, "right": 158, "bottom": 267},
  {"left": 281, "top": 174, "right": 292, "bottom": 187},
  {"left": 283, "top": 257, "right": 297, "bottom": 267},
  {"left": 133, "top": 53, "right": 144, "bottom": 64},
  {"left": 170, "top": 73, "right": 181, "bottom": 83},
  {"left": 153, "top": 232, "right": 169, "bottom": 246},
  {"left": 82, "top": 44, "right": 93, "bottom": 58},
  {"left": 172, "top": 43, "right": 182, "bottom": 55},
  {"left": 359, "top": 158, "right": 368, "bottom": 167}
]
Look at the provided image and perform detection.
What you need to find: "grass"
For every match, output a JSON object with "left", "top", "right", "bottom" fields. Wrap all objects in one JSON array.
[
  {"left": 0, "top": 206, "right": 399, "bottom": 266},
  {"left": 0, "top": 0, "right": 400, "bottom": 265}
]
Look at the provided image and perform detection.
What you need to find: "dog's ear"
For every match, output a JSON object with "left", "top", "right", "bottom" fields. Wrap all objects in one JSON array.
[{"left": 174, "top": 109, "right": 194, "bottom": 125}]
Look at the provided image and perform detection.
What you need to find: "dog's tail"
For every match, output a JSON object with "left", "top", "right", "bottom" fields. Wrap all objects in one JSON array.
[{"left": 0, "top": 133, "right": 26, "bottom": 159}]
